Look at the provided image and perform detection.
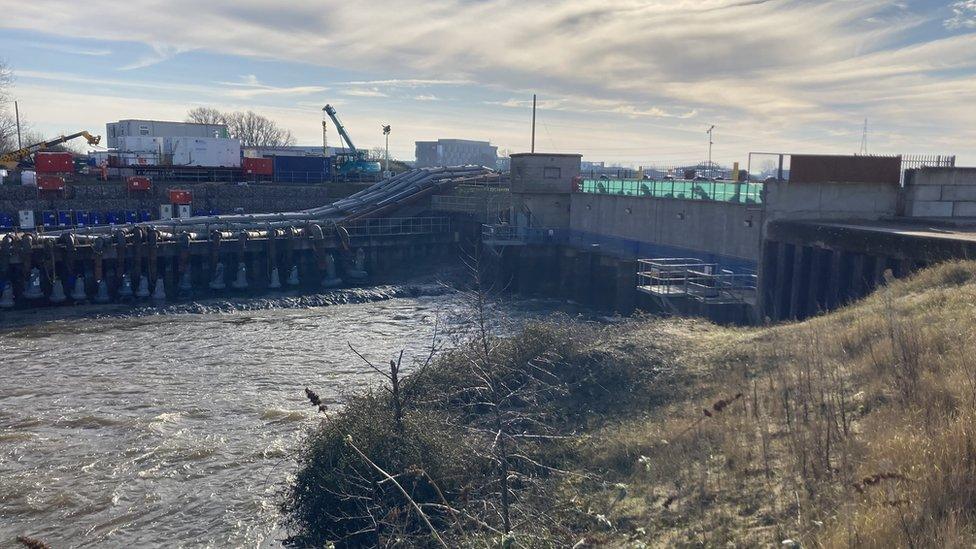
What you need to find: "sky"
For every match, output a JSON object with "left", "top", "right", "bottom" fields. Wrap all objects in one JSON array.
[{"left": 0, "top": 0, "right": 974, "bottom": 167}]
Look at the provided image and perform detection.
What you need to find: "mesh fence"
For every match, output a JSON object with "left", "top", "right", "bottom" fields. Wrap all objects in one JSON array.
[{"left": 579, "top": 179, "right": 763, "bottom": 204}]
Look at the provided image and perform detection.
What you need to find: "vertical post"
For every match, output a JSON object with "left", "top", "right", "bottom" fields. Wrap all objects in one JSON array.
[
  {"left": 530, "top": 94, "right": 536, "bottom": 154},
  {"left": 14, "top": 100, "right": 22, "bottom": 151}
]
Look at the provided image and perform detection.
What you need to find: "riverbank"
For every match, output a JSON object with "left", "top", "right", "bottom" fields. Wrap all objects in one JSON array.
[{"left": 287, "top": 260, "right": 976, "bottom": 547}]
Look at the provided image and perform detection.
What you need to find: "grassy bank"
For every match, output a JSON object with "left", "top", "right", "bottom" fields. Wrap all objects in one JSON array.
[{"left": 286, "top": 261, "right": 976, "bottom": 547}]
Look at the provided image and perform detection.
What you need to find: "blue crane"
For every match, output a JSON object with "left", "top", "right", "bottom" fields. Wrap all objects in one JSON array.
[{"left": 323, "top": 104, "right": 381, "bottom": 180}]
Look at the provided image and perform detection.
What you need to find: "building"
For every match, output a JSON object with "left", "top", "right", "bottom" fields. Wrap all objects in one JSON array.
[
  {"left": 415, "top": 139, "right": 497, "bottom": 168},
  {"left": 106, "top": 120, "right": 229, "bottom": 149}
]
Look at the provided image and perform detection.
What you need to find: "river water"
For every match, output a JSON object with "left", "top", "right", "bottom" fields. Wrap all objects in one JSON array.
[{"left": 0, "top": 289, "right": 584, "bottom": 547}]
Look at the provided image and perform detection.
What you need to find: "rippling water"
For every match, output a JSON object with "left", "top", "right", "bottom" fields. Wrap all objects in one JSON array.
[{"left": 0, "top": 291, "right": 581, "bottom": 547}]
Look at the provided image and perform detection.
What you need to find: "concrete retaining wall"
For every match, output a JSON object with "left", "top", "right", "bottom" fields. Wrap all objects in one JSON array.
[
  {"left": 569, "top": 193, "right": 763, "bottom": 264},
  {"left": 904, "top": 167, "right": 976, "bottom": 218}
]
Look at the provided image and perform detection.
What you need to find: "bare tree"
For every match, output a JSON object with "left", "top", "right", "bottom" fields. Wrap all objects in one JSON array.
[
  {"left": 226, "top": 110, "right": 296, "bottom": 147},
  {"left": 0, "top": 59, "right": 17, "bottom": 154},
  {"left": 185, "top": 107, "right": 295, "bottom": 147},
  {"left": 185, "top": 106, "right": 228, "bottom": 126}
]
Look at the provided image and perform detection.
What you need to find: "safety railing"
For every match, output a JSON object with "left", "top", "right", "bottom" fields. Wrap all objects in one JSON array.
[
  {"left": 638, "top": 258, "right": 756, "bottom": 303},
  {"left": 580, "top": 179, "right": 763, "bottom": 204},
  {"left": 345, "top": 216, "right": 452, "bottom": 238}
]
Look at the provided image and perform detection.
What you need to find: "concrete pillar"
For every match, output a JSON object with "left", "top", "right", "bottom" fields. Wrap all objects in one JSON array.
[
  {"left": 772, "top": 243, "right": 794, "bottom": 321},
  {"left": 789, "top": 245, "right": 810, "bottom": 320},
  {"left": 850, "top": 253, "right": 867, "bottom": 300},
  {"left": 614, "top": 258, "right": 637, "bottom": 314},
  {"left": 805, "top": 247, "right": 826, "bottom": 317},
  {"left": 759, "top": 240, "right": 779, "bottom": 323},
  {"left": 826, "top": 250, "right": 843, "bottom": 310}
]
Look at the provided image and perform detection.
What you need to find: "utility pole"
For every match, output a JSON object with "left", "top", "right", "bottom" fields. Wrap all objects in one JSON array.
[
  {"left": 531, "top": 94, "right": 537, "bottom": 154},
  {"left": 859, "top": 118, "right": 869, "bottom": 155},
  {"left": 382, "top": 124, "right": 391, "bottom": 177},
  {"left": 321, "top": 106, "right": 329, "bottom": 155},
  {"left": 706, "top": 125, "right": 715, "bottom": 177},
  {"left": 14, "top": 101, "right": 22, "bottom": 151}
]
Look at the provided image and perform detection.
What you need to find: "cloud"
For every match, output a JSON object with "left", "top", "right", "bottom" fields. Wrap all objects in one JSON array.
[
  {"left": 413, "top": 94, "right": 440, "bottom": 101},
  {"left": 1, "top": 0, "right": 974, "bottom": 162},
  {"left": 341, "top": 88, "right": 388, "bottom": 98},
  {"left": 946, "top": 0, "right": 976, "bottom": 29},
  {"left": 28, "top": 42, "right": 111, "bottom": 56},
  {"left": 120, "top": 42, "right": 189, "bottom": 70},
  {"left": 215, "top": 74, "right": 329, "bottom": 98}
]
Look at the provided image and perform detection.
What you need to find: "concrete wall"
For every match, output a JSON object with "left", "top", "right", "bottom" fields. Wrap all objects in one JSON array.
[
  {"left": 509, "top": 153, "right": 581, "bottom": 194},
  {"left": 764, "top": 180, "right": 899, "bottom": 224},
  {"left": 904, "top": 167, "right": 976, "bottom": 217},
  {"left": 569, "top": 193, "right": 763, "bottom": 263}
]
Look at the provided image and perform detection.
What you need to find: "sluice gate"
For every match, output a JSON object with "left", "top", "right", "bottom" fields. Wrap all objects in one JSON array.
[{"left": 0, "top": 167, "right": 495, "bottom": 309}]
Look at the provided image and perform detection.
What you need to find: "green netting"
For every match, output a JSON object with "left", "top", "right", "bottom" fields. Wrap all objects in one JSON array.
[{"left": 580, "top": 179, "right": 763, "bottom": 204}]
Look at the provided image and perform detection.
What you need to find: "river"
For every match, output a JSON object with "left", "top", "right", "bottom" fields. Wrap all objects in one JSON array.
[{"left": 0, "top": 289, "right": 586, "bottom": 547}]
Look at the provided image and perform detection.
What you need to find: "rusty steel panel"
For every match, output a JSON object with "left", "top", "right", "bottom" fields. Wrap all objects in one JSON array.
[{"left": 790, "top": 154, "right": 901, "bottom": 185}]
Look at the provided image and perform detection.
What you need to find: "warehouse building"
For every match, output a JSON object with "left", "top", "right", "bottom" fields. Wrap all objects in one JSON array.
[{"left": 415, "top": 138, "right": 497, "bottom": 168}]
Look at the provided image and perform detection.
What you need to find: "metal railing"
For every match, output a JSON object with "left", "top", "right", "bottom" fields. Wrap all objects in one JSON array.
[
  {"left": 345, "top": 216, "right": 452, "bottom": 238},
  {"left": 637, "top": 258, "right": 757, "bottom": 304},
  {"left": 580, "top": 179, "right": 763, "bottom": 204}
]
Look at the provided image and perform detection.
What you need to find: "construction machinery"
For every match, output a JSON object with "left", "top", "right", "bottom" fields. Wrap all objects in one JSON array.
[
  {"left": 1, "top": 131, "right": 101, "bottom": 170},
  {"left": 322, "top": 104, "right": 381, "bottom": 180}
]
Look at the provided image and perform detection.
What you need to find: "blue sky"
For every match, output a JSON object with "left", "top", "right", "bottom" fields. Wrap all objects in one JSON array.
[{"left": 0, "top": 0, "right": 974, "bottom": 166}]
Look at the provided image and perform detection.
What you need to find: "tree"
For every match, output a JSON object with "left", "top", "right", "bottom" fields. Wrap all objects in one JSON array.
[
  {"left": 185, "top": 107, "right": 296, "bottom": 148},
  {"left": 0, "top": 60, "right": 17, "bottom": 154},
  {"left": 185, "top": 106, "right": 227, "bottom": 126}
]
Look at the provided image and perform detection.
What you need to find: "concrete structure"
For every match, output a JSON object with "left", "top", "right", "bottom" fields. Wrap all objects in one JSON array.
[
  {"left": 509, "top": 153, "right": 581, "bottom": 229},
  {"left": 106, "top": 120, "right": 229, "bottom": 149},
  {"left": 489, "top": 151, "right": 976, "bottom": 323},
  {"left": 415, "top": 139, "right": 497, "bottom": 168},
  {"left": 904, "top": 167, "right": 976, "bottom": 217}
]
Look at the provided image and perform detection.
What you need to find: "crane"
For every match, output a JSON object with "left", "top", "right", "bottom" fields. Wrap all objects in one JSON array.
[
  {"left": 322, "top": 104, "right": 381, "bottom": 180},
  {"left": 1, "top": 131, "right": 102, "bottom": 169}
]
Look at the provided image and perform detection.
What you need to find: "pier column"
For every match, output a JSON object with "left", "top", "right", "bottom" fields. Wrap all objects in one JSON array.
[
  {"left": 772, "top": 242, "right": 793, "bottom": 322},
  {"left": 789, "top": 245, "right": 811, "bottom": 320},
  {"left": 805, "top": 247, "right": 826, "bottom": 317},
  {"left": 614, "top": 258, "right": 637, "bottom": 314}
]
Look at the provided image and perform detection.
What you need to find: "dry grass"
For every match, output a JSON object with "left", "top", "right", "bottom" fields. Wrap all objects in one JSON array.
[{"left": 570, "top": 260, "right": 976, "bottom": 548}]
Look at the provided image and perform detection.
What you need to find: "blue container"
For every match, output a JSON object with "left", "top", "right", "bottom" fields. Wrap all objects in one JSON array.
[
  {"left": 75, "top": 211, "right": 90, "bottom": 226},
  {"left": 139, "top": 210, "right": 151, "bottom": 222},
  {"left": 106, "top": 212, "right": 121, "bottom": 225},
  {"left": 90, "top": 211, "right": 105, "bottom": 226},
  {"left": 42, "top": 211, "right": 57, "bottom": 228},
  {"left": 273, "top": 155, "right": 332, "bottom": 183},
  {"left": 124, "top": 211, "right": 138, "bottom": 224},
  {"left": 0, "top": 213, "right": 13, "bottom": 229},
  {"left": 57, "top": 211, "right": 71, "bottom": 227}
]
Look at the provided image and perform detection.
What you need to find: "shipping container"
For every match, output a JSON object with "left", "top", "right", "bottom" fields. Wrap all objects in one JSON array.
[
  {"left": 35, "top": 152, "right": 75, "bottom": 174},
  {"left": 118, "top": 136, "right": 162, "bottom": 154},
  {"left": 118, "top": 152, "right": 160, "bottom": 167},
  {"left": 273, "top": 155, "right": 333, "bottom": 183},
  {"left": 126, "top": 176, "right": 152, "bottom": 191},
  {"left": 21, "top": 171, "right": 36, "bottom": 186},
  {"left": 169, "top": 189, "right": 192, "bottom": 205},
  {"left": 243, "top": 157, "right": 273, "bottom": 176},
  {"left": 37, "top": 175, "right": 66, "bottom": 191},
  {"left": 170, "top": 137, "right": 241, "bottom": 168}
]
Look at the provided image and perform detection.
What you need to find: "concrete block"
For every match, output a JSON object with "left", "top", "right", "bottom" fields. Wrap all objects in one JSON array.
[
  {"left": 905, "top": 184, "right": 942, "bottom": 201},
  {"left": 940, "top": 185, "right": 976, "bottom": 201},
  {"left": 952, "top": 202, "right": 976, "bottom": 217},
  {"left": 909, "top": 200, "right": 953, "bottom": 217}
]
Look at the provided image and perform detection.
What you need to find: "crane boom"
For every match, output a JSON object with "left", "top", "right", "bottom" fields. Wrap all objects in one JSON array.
[
  {"left": 0, "top": 131, "right": 101, "bottom": 165},
  {"left": 323, "top": 104, "right": 357, "bottom": 154}
]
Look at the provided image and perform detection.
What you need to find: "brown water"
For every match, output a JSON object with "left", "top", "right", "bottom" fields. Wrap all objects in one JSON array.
[{"left": 0, "top": 293, "right": 579, "bottom": 547}]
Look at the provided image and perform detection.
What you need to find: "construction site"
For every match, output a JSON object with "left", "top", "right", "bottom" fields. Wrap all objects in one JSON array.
[{"left": 0, "top": 99, "right": 972, "bottom": 327}]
